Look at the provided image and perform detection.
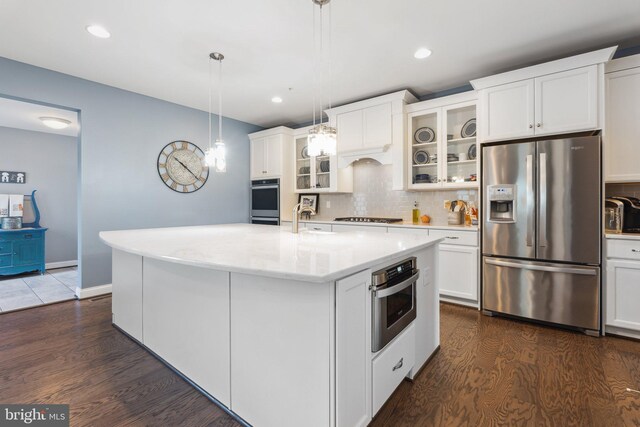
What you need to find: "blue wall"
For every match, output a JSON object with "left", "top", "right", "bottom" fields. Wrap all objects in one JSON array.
[{"left": 0, "top": 57, "right": 262, "bottom": 289}]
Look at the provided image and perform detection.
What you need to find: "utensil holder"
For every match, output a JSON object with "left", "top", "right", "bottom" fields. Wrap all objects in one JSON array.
[{"left": 447, "top": 211, "right": 463, "bottom": 225}]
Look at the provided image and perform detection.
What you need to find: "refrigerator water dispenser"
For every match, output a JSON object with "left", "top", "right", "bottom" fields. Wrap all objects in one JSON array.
[{"left": 487, "top": 185, "right": 516, "bottom": 223}]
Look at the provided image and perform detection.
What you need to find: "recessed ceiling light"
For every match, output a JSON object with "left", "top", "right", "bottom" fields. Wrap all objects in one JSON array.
[
  {"left": 39, "top": 117, "right": 71, "bottom": 129},
  {"left": 86, "top": 25, "right": 111, "bottom": 39},
  {"left": 271, "top": 96, "right": 283, "bottom": 104},
  {"left": 414, "top": 48, "right": 432, "bottom": 59}
]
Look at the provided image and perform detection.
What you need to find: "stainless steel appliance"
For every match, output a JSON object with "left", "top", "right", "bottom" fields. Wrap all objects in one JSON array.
[
  {"left": 482, "top": 133, "right": 602, "bottom": 335},
  {"left": 335, "top": 217, "right": 403, "bottom": 224},
  {"left": 371, "top": 257, "right": 419, "bottom": 352},
  {"left": 610, "top": 196, "right": 640, "bottom": 233},
  {"left": 605, "top": 198, "right": 624, "bottom": 234},
  {"left": 251, "top": 179, "right": 279, "bottom": 225}
]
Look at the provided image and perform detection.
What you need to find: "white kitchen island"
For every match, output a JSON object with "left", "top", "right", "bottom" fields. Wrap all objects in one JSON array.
[{"left": 99, "top": 224, "right": 441, "bottom": 427}]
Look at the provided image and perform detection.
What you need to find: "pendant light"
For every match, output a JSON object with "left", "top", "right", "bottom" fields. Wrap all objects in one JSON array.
[
  {"left": 206, "top": 52, "right": 227, "bottom": 173},
  {"left": 307, "top": 0, "right": 337, "bottom": 157}
]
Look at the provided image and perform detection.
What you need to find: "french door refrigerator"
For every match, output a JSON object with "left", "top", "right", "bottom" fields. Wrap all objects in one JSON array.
[{"left": 482, "top": 134, "right": 601, "bottom": 335}]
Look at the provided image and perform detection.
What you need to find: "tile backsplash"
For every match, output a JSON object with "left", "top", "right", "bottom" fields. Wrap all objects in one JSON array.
[
  {"left": 606, "top": 183, "right": 640, "bottom": 199},
  {"left": 311, "top": 161, "right": 478, "bottom": 225}
]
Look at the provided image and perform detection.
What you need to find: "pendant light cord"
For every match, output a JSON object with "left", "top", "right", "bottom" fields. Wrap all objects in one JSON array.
[
  {"left": 312, "top": 4, "right": 317, "bottom": 128},
  {"left": 218, "top": 57, "right": 223, "bottom": 142},
  {"left": 208, "top": 57, "right": 213, "bottom": 151}
]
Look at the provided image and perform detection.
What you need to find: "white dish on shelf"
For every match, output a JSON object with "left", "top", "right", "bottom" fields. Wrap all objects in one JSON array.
[{"left": 413, "top": 149, "right": 430, "bottom": 165}]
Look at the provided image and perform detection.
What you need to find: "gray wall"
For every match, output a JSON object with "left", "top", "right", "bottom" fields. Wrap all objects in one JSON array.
[
  {"left": 0, "top": 126, "right": 78, "bottom": 263},
  {"left": 0, "top": 57, "right": 262, "bottom": 289}
]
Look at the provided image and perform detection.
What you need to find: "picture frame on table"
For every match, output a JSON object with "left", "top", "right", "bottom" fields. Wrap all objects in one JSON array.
[{"left": 298, "top": 193, "right": 319, "bottom": 215}]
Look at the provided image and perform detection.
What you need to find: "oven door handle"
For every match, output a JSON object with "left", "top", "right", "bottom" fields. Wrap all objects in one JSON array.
[
  {"left": 373, "top": 271, "right": 420, "bottom": 299},
  {"left": 252, "top": 185, "right": 279, "bottom": 190}
]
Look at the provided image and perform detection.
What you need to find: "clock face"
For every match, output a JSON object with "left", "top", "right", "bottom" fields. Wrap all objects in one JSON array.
[{"left": 157, "top": 141, "right": 209, "bottom": 193}]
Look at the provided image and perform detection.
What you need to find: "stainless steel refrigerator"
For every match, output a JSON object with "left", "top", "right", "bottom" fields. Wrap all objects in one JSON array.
[{"left": 481, "top": 133, "right": 601, "bottom": 335}]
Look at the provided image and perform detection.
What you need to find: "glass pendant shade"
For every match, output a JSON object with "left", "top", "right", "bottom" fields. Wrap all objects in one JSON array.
[
  {"left": 308, "top": 124, "right": 337, "bottom": 157},
  {"left": 206, "top": 52, "right": 227, "bottom": 172},
  {"left": 214, "top": 140, "right": 226, "bottom": 172}
]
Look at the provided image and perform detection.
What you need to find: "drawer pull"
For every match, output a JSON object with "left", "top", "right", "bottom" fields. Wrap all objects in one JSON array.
[
  {"left": 24, "top": 234, "right": 33, "bottom": 239},
  {"left": 312, "top": 227, "right": 321, "bottom": 230},
  {"left": 632, "top": 249, "right": 640, "bottom": 253},
  {"left": 446, "top": 236, "right": 459, "bottom": 240},
  {"left": 392, "top": 358, "right": 404, "bottom": 372}
]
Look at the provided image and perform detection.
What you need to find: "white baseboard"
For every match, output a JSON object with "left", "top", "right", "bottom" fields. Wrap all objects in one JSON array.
[
  {"left": 46, "top": 260, "right": 78, "bottom": 270},
  {"left": 76, "top": 284, "right": 112, "bottom": 299}
]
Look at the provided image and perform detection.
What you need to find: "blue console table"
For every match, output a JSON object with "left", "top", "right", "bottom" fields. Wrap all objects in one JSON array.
[
  {"left": 0, "top": 227, "right": 47, "bottom": 275},
  {"left": 0, "top": 190, "right": 47, "bottom": 276}
]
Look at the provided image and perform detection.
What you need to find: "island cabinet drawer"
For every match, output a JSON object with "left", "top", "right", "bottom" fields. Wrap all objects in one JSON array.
[
  {"left": 0, "top": 231, "right": 42, "bottom": 241},
  {"left": 372, "top": 324, "right": 415, "bottom": 415},
  {"left": 429, "top": 229, "right": 478, "bottom": 246},
  {"left": 305, "top": 222, "right": 332, "bottom": 232},
  {"left": 0, "top": 254, "right": 12, "bottom": 268},
  {"left": 332, "top": 224, "right": 387, "bottom": 233},
  {"left": 607, "top": 239, "right": 640, "bottom": 261},
  {"left": 0, "top": 242, "right": 11, "bottom": 255}
]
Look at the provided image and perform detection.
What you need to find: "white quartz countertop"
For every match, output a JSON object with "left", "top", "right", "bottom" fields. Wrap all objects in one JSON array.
[
  {"left": 285, "top": 219, "right": 478, "bottom": 232},
  {"left": 606, "top": 233, "right": 640, "bottom": 241},
  {"left": 100, "top": 223, "right": 442, "bottom": 283}
]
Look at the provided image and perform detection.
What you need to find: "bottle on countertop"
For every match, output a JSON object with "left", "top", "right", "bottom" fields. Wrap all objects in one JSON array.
[{"left": 412, "top": 201, "right": 420, "bottom": 224}]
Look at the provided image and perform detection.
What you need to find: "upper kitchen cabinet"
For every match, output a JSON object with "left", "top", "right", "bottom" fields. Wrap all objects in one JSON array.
[
  {"left": 325, "top": 90, "right": 418, "bottom": 190},
  {"left": 249, "top": 126, "right": 293, "bottom": 179},
  {"left": 472, "top": 47, "right": 616, "bottom": 143},
  {"left": 605, "top": 54, "right": 640, "bottom": 182},
  {"left": 293, "top": 126, "right": 353, "bottom": 193},
  {"left": 406, "top": 92, "right": 479, "bottom": 190}
]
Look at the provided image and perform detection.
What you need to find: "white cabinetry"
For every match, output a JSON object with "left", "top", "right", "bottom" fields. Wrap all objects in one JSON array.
[
  {"left": 605, "top": 55, "right": 640, "bottom": 182},
  {"left": 471, "top": 47, "right": 616, "bottom": 143},
  {"left": 336, "top": 270, "right": 372, "bottom": 427},
  {"left": 293, "top": 126, "right": 353, "bottom": 193},
  {"left": 605, "top": 236, "right": 640, "bottom": 338},
  {"left": 481, "top": 80, "right": 535, "bottom": 141},
  {"left": 406, "top": 92, "right": 479, "bottom": 190},
  {"left": 325, "top": 90, "right": 417, "bottom": 190},
  {"left": 430, "top": 229, "right": 479, "bottom": 306},
  {"left": 111, "top": 249, "right": 143, "bottom": 342},
  {"left": 142, "top": 258, "right": 231, "bottom": 406},
  {"left": 478, "top": 66, "right": 598, "bottom": 142},
  {"left": 249, "top": 126, "right": 293, "bottom": 179}
]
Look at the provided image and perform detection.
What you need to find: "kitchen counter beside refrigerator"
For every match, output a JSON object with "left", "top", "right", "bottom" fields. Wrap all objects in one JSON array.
[{"left": 100, "top": 224, "right": 442, "bottom": 427}]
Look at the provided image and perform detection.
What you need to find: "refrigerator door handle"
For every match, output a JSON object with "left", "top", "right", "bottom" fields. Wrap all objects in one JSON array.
[
  {"left": 526, "top": 154, "right": 534, "bottom": 247},
  {"left": 539, "top": 152, "right": 548, "bottom": 248},
  {"left": 485, "top": 258, "right": 597, "bottom": 276}
]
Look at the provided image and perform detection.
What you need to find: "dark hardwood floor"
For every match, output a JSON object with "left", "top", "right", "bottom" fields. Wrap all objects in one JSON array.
[
  {"left": 1, "top": 298, "right": 639, "bottom": 426},
  {"left": 372, "top": 303, "right": 640, "bottom": 427}
]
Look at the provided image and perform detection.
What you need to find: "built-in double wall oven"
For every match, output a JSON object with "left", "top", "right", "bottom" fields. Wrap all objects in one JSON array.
[
  {"left": 251, "top": 178, "right": 280, "bottom": 226},
  {"left": 371, "top": 257, "right": 419, "bottom": 352}
]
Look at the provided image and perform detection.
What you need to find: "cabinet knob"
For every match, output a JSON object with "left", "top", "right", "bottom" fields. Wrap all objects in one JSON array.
[
  {"left": 529, "top": 124, "right": 533, "bottom": 129},
  {"left": 536, "top": 123, "right": 541, "bottom": 128},
  {"left": 632, "top": 249, "right": 639, "bottom": 253}
]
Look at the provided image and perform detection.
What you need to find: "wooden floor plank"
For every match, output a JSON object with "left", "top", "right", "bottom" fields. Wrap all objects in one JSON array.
[{"left": 1, "top": 297, "right": 639, "bottom": 426}]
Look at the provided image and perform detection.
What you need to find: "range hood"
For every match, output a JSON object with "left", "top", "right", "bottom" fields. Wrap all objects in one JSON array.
[{"left": 337, "top": 145, "right": 392, "bottom": 168}]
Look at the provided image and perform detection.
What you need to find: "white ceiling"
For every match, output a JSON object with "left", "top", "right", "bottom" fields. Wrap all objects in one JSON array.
[
  {"left": 0, "top": 97, "right": 79, "bottom": 137},
  {"left": 1, "top": 0, "right": 639, "bottom": 128}
]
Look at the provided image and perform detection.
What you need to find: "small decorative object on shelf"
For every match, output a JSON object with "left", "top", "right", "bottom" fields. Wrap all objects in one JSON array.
[
  {"left": 298, "top": 193, "right": 319, "bottom": 216},
  {"left": 0, "top": 171, "right": 26, "bottom": 184}
]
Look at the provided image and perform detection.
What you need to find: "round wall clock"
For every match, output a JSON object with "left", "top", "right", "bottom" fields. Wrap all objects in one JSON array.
[{"left": 157, "top": 140, "right": 209, "bottom": 193}]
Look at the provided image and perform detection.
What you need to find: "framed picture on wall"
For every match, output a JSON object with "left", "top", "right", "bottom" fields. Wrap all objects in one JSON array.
[{"left": 298, "top": 193, "right": 319, "bottom": 215}]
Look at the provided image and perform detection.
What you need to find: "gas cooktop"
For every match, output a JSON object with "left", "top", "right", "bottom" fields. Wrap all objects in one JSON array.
[{"left": 334, "top": 217, "right": 403, "bottom": 224}]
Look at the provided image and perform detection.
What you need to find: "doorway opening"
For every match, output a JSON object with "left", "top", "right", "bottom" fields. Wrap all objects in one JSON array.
[{"left": 0, "top": 94, "right": 81, "bottom": 313}]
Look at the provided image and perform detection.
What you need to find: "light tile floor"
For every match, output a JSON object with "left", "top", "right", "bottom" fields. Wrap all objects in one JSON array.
[{"left": 0, "top": 267, "right": 77, "bottom": 313}]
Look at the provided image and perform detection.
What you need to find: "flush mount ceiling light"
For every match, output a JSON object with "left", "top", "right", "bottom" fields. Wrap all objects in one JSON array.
[
  {"left": 39, "top": 117, "right": 71, "bottom": 130},
  {"left": 271, "top": 96, "right": 283, "bottom": 104},
  {"left": 86, "top": 25, "right": 111, "bottom": 39},
  {"left": 205, "top": 52, "right": 226, "bottom": 173},
  {"left": 414, "top": 48, "right": 432, "bottom": 59},
  {"left": 308, "top": 0, "right": 337, "bottom": 157}
]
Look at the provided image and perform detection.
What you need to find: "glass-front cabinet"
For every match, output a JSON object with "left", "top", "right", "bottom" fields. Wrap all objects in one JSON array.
[
  {"left": 407, "top": 98, "right": 478, "bottom": 190},
  {"left": 293, "top": 127, "right": 352, "bottom": 193}
]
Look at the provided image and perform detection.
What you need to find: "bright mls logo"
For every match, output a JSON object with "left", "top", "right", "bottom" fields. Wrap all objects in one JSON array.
[{"left": 0, "top": 405, "right": 69, "bottom": 426}]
